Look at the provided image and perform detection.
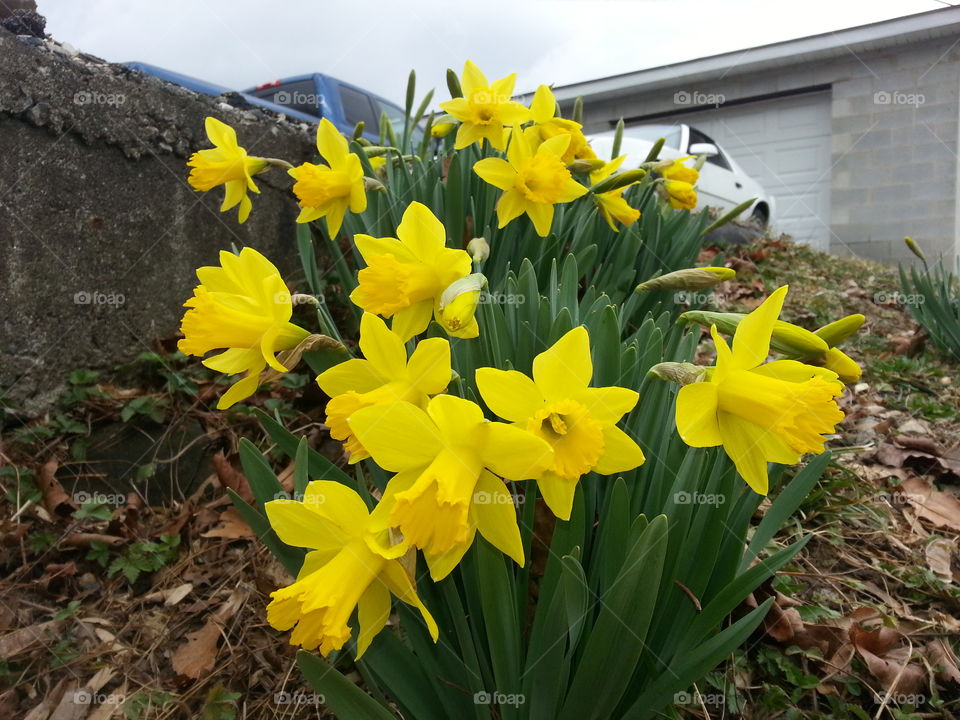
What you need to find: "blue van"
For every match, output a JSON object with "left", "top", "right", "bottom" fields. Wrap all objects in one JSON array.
[{"left": 244, "top": 74, "right": 421, "bottom": 145}]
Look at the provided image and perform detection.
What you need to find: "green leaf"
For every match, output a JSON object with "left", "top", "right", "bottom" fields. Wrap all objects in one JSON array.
[
  {"left": 622, "top": 597, "right": 775, "bottom": 717},
  {"left": 226, "top": 489, "right": 304, "bottom": 576},
  {"left": 559, "top": 515, "right": 668, "bottom": 720},
  {"left": 296, "top": 650, "right": 397, "bottom": 720},
  {"left": 238, "top": 438, "right": 285, "bottom": 511}
]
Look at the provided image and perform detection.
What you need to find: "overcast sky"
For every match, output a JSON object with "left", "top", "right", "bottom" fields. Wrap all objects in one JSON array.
[{"left": 39, "top": 0, "right": 951, "bottom": 105}]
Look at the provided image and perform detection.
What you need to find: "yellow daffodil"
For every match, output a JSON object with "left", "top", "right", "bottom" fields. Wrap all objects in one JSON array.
[
  {"left": 317, "top": 313, "right": 452, "bottom": 463},
  {"left": 659, "top": 156, "right": 699, "bottom": 185},
  {"left": 178, "top": 248, "right": 309, "bottom": 409},
  {"left": 476, "top": 327, "right": 645, "bottom": 520},
  {"left": 288, "top": 118, "right": 367, "bottom": 237},
  {"left": 675, "top": 286, "right": 845, "bottom": 495},
  {"left": 589, "top": 155, "right": 641, "bottom": 232},
  {"left": 529, "top": 85, "right": 596, "bottom": 165},
  {"left": 474, "top": 129, "right": 588, "bottom": 237},
  {"left": 439, "top": 60, "right": 531, "bottom": 151},
  {"left": 348, "top": 395, "right": 553, "bottom": 580},
  {"left": 187, "top": 117, "right": 269, "bottom": 223},
  {"left": 350, "top": 202, "right": 472, "bottom": 341},
  {"left": 662, "top": 179, "right": 698, "bottom": 210},
  {"left": 265, "top": 480, "right": 438, "bottom": 657}
]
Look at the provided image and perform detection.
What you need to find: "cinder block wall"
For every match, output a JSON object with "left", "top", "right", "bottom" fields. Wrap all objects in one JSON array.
[
  {"left": 0, "top": 29, "right": 317, "bottom": 415},
  {"left": 570, "top": 34, "right": 960, "bottom": 268}
]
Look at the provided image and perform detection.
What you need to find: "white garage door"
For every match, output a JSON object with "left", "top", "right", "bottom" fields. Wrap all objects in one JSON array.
[{"left": 677, "top": 91, "right": 832, "bottom": 250}]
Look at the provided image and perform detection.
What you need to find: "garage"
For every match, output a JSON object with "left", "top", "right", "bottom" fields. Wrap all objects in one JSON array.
[{"left": 669, "top": 91, "right": 833, "bottom": 250}]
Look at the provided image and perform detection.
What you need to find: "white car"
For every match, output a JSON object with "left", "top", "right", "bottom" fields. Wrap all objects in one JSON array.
[{"left": 589, "top": 123, "right": 774, "bottom": 226}]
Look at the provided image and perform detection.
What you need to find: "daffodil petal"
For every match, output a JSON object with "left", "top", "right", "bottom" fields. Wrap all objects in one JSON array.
[
  {"left": 575, "top": 386, "right": 638, "bottom": 424},
  {"left": 536, "top": 471, "right": 578, "bottom": 521},
  {"left": 264, "top": 498, "right": 351, "bottom": 552},
  {"left": 675, "top": 382, "right": 722, "bottom": 447},
  {"left": 397, "top": 202, "right": 446, "bottom": 263},
  {"left": 525, "top": 202, "right": 554, "bottom": 237},
  {"left": 472, "top": 471, "right": 524, "bottom": 566},
  {"left": 480, "top": 422, "right": 553, "bottom": 481},
  {"left": 474, "top": 158, "right": 516, "bottom": 191},
  {"left": 475, "top": 367, "right": 544, "bottom": 422},
  {"left": 381, "top": 561, "right": 439, "bottom": 641},
  {"left": 594, "top": 426, "right": 645, "bottom": 474},
  {"left": 303, "top": 480, "right": 371, "bottom": 530},
  {"left": 407, "top": 338, "right": 452, "bottom": 395},
  {"left": 424, "top": 537, "right": 474, "bottom": 582},
  {"left": 717, "top": 411, "right": 770, "bottom": 495},
  {"left": 315, "top": 118, "right": 349, "bottom": 167},
  {"left": 732, "top": 286, "right": 788, "bottom": 370},
  {"left": 355, "top": 580, "right": 391, "bottom": 659},
  {"left": 316, "top": 358, "right": 384, "bottom": 397},
  {"left": 391, "top": 300, "right": 434, "bottom": 342},
  {"left": 348, "top": 402, "right": 443, "bottom": 472},
  {"left": 532, "top": 326, "right": 592, "bottom": 401},
  {"left": 216, "top": 369, "right": 262, "bottom": 409},
  {"left": 359, "top": 313, "right": 407, "bottom": 379}
]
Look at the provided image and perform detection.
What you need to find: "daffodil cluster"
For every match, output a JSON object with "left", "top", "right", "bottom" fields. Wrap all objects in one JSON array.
[{"left": 177, "top": 63, "right": 863, "bottom": 668}]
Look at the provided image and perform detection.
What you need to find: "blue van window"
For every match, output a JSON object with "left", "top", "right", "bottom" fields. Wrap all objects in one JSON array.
[
  {"left": 339, "top": 85, "right": 379, "bottom": 130},
  {"left": 251, "top": 80, "right": 320, "bottom": 117}
]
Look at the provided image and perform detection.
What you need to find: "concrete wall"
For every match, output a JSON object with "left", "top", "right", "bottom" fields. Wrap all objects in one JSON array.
[
  {"left": 572, "top": 35, "right": 960, "bottom": 267},
  {"left": 0, "top": 28, "right": 317, "bottom": 415}
]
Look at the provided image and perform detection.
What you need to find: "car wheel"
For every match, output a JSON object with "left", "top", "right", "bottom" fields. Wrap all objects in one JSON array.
[{"left": 750, "top": 203, "right": 769, "bottom": 227}]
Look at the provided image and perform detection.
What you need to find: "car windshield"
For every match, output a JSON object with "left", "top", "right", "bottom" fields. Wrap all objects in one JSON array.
[{"left": 595, "top": 123, "right": 682, "bottom": 151}]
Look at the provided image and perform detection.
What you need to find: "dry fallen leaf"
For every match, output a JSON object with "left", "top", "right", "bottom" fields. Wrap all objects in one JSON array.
[
  {"left": 0, "top": 619, "right": 62, "bottom": 659},
  {"left": 212, "top": 452, "right": 254, "bottom": 504},
  {"left": 171, "top": 621, "right": 221, "bottom": 680},
  {"left": 899, "top": 477, "right": 960, "bottom": 532},
  {"left": 201, "top": 508, "right": 253, "bottom": 540},
  {"left": 925, "top": 537, "right": 956, "bottom": 583},
  {"left": 36, "top": 458, "right": 75, "bottom": 518}
]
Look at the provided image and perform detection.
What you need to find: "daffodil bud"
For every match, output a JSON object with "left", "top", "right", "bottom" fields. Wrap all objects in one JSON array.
[
  {"left": 446, "top": 68, "right": 463, "bottom": 98},
  {"left": 636, "top": 267, "right": 735, "bottom": 293},
  {"left": 363, "top": 176, "right": 386, "bottom": 192},
  {"left": 438, "top": 273, "right": 486, "bottom": 338},
  {"left": 679, "top": 311, "right": 829, "bottom": 357},
  {"left": 568, "top": 158, "right": 606, "bottom": 174},
  {"left": 589, "top": 168, "right": 647, "bottom": 195},
  {"left": 648, "top": 362, "right": 708, "bottom": 386},
  {"left": 432, "top": 122, "right": 456, "bottom": 138},
  {"left": 904, "top": 236, "right": 926, "bottom": 261},
  {"left": 362, "top": 146, "right": 396, "bottom": 158},
  {"left": 821, "top": 347, "right": 862, "bottom": 383},
  {"left": 467, "top": 237, "right": 490, "bottom": 264},
  {"left": 814, "top": 314, "right": 865, "bottom": 348},
  {"left": 352, "top": 121, "right": 365, "bottom": 140}
]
